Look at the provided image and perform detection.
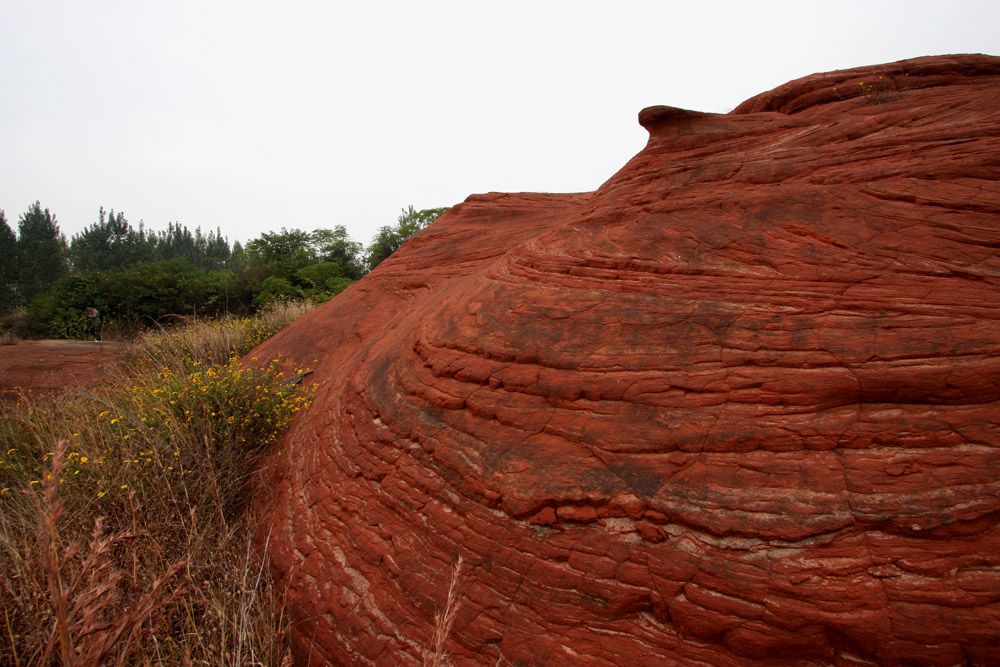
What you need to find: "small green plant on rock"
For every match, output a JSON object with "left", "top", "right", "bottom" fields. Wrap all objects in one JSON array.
[
  {"left": 832, "top": 72, "right": 905, "bottom": 105},
  {"left": 857, "top": 75, "right": 901, "bottom": 104}
]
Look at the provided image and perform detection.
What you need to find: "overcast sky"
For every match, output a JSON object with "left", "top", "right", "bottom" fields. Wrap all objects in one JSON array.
[{"left": 1, "top": 0, "right": 998, "bottom": 247}]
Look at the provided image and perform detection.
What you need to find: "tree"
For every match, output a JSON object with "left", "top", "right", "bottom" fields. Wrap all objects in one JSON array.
[
  {"left": 197, "top": 227, "right": 232, "bottom": 271},
  {"left": 234, "top": 226, "right": 366, "bottom": 307},
  {"left": 365, "top": 205, "right": 448, "bottom": 270},
  {"left": 0, "top": 210, "right": 17, "bottom": 313},
  {"left": 70, "top": 207, "right": 154, "bottom": 273},
  {"left": 142, "top": 222, "right": 232, "bottom": 271},
  {"left": 311, "top": 226, "right": 365, "bottom": 280},
  {"left": 243, "top": 228, "right": 315, "bottom": 278},
  {"left": 295, "top": 262, "right": 354, "bottom": 302},
  {"left": 92, "top": 259, "right": 220, "bottom": 324},
  {"left": 152, "top": 221, "right": 197, "bottom": 264},
  {"left": 16, "top": 201, "right": 67, "bottom": 305},
  {"left": 253, "top": 276, "right": 301, "bottom": 307}
]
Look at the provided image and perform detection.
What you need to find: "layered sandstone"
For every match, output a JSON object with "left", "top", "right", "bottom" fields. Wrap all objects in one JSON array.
[{"left": 252, "top": 55, "right": 1000, "bottom": 665}]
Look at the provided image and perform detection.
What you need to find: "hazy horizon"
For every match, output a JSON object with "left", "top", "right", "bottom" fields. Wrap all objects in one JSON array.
[{"left": 2, "top": 0, "right": 998, "bottom": 246}]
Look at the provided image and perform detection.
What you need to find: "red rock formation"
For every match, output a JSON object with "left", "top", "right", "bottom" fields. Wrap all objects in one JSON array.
[{"left": 252, "top": 55, "right": 1000, "bottom": 665}]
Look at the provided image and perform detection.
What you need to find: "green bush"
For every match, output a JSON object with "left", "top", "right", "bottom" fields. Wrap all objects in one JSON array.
[
  {"left": 95, "top": 259, "right": 221, "bottom": 323},
  {"left": 253, "top": 276, "right": 301, "bottom": 307},
  {"left": 28, "top": 275, "right": 98, "bottom": 339}
]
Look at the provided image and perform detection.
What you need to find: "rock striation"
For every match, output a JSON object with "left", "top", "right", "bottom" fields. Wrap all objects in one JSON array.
[{"left": 252, "top": 55, "right": 1000, "bottom": 665}]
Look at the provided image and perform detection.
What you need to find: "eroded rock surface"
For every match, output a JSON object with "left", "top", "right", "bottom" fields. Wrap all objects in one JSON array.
[
  {"left": 252, "top": 55, "right": 1000, "bottom": 665},
  {"left": 0, "top": 340, "right": 124, "bottom": 401}
]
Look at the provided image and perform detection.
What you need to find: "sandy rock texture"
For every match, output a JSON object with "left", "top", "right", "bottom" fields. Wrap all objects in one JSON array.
[
  {"left": 251, "top": 55, "right": 1000, "bottom": 665},
  {"left": 0, "top": 340, "right": 124, "bottom": 402}
]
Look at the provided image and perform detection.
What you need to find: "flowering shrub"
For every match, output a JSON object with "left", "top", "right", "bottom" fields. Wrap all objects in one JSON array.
[
  {"left": 157, "top": 356, "right": 313, "bottom": 450},
  {"left": 1, "top": 357, "right": 314, "bottom": 505}
]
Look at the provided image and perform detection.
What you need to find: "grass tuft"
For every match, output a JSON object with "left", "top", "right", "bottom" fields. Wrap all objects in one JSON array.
[{"left": 422, "top": 555, "right": 465, "bottom": 667}]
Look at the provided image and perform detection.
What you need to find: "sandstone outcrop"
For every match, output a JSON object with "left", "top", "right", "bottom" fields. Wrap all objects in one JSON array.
[{"left": 252, "top": 55, "right": 1000, "bottom": 665}]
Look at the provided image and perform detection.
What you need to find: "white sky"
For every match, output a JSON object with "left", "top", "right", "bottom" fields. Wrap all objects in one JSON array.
[{"left": 1, "top": 0, "right": 998, "bottom": 247}]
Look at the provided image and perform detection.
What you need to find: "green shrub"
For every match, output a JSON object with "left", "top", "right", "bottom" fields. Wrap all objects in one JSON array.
[{"left": 253, "top": 276, "right": 301, "bottom": 307}]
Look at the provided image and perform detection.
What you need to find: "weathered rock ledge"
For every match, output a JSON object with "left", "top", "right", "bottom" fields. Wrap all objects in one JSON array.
[{"left": 252, "top": 55, "right": 1000, "bottom": 665}]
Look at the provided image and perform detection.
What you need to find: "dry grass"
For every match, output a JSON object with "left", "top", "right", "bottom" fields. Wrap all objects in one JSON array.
[
  {"left": 12, "top": 441, "right": 185, "bottom": 665},
  {"left": 0, "top": 302, "right": 315, "bottom": 665},
  {"left": 422, "top": 555, "right": 465, "bottom": 667},
  {"left": 124, "top": 300, "right": 314, "bottom": 374}
]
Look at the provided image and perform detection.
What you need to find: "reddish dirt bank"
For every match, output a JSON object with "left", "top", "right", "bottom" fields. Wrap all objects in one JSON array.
[{"left": 0, "top": 340, "right": 125, "bottom": 401}]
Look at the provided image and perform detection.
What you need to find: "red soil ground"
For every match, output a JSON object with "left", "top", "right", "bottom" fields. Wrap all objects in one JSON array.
[{"left": 0, "top": 340, "right": 125, "bottom": 402}]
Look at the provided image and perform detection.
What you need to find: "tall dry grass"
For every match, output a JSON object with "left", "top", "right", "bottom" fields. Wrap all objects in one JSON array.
[
  {"left": 0, "top": 301, "right": 315, "bottom": 665},
  {"left": 422, "top": 556, "right": 465, "bottom": 667},
  {"left": 123, "top": 300, "right": 314, "bottom": 374}
]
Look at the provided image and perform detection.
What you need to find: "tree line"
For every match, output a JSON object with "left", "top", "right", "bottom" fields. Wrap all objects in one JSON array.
[{"left": 0, "top": 201, "right": 447, "bottom": 338}]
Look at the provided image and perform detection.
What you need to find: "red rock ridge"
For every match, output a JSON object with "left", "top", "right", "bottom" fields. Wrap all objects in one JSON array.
[{"left": 251, "top": 55, "right": 1000, "bottom": 665}]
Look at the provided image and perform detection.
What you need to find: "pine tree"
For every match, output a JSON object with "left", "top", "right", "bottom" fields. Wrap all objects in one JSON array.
[
  {"left": 16, "top": 201, "right": 68, "bottom": 304},
  {"left": 201, "top": 227, "right": 232, "bottom": 271},
  {"left": 70, "top": 207, "right": 154, "bottom": 273},
  {"left": 0, "top": 210, "right": 18, "bottom": 312}
]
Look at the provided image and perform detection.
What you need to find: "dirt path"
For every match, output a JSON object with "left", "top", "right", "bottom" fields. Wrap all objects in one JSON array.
[{"left": 0, "top": 340, "right": 126, "bottom": 401}]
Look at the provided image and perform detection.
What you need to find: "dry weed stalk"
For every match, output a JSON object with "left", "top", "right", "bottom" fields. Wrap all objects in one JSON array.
[
  {"left": 423, "top": 555, "right": 465, "bottom": 667},
  {"left": 34, "top": 441, "right": 184, "bottom": 666}
]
